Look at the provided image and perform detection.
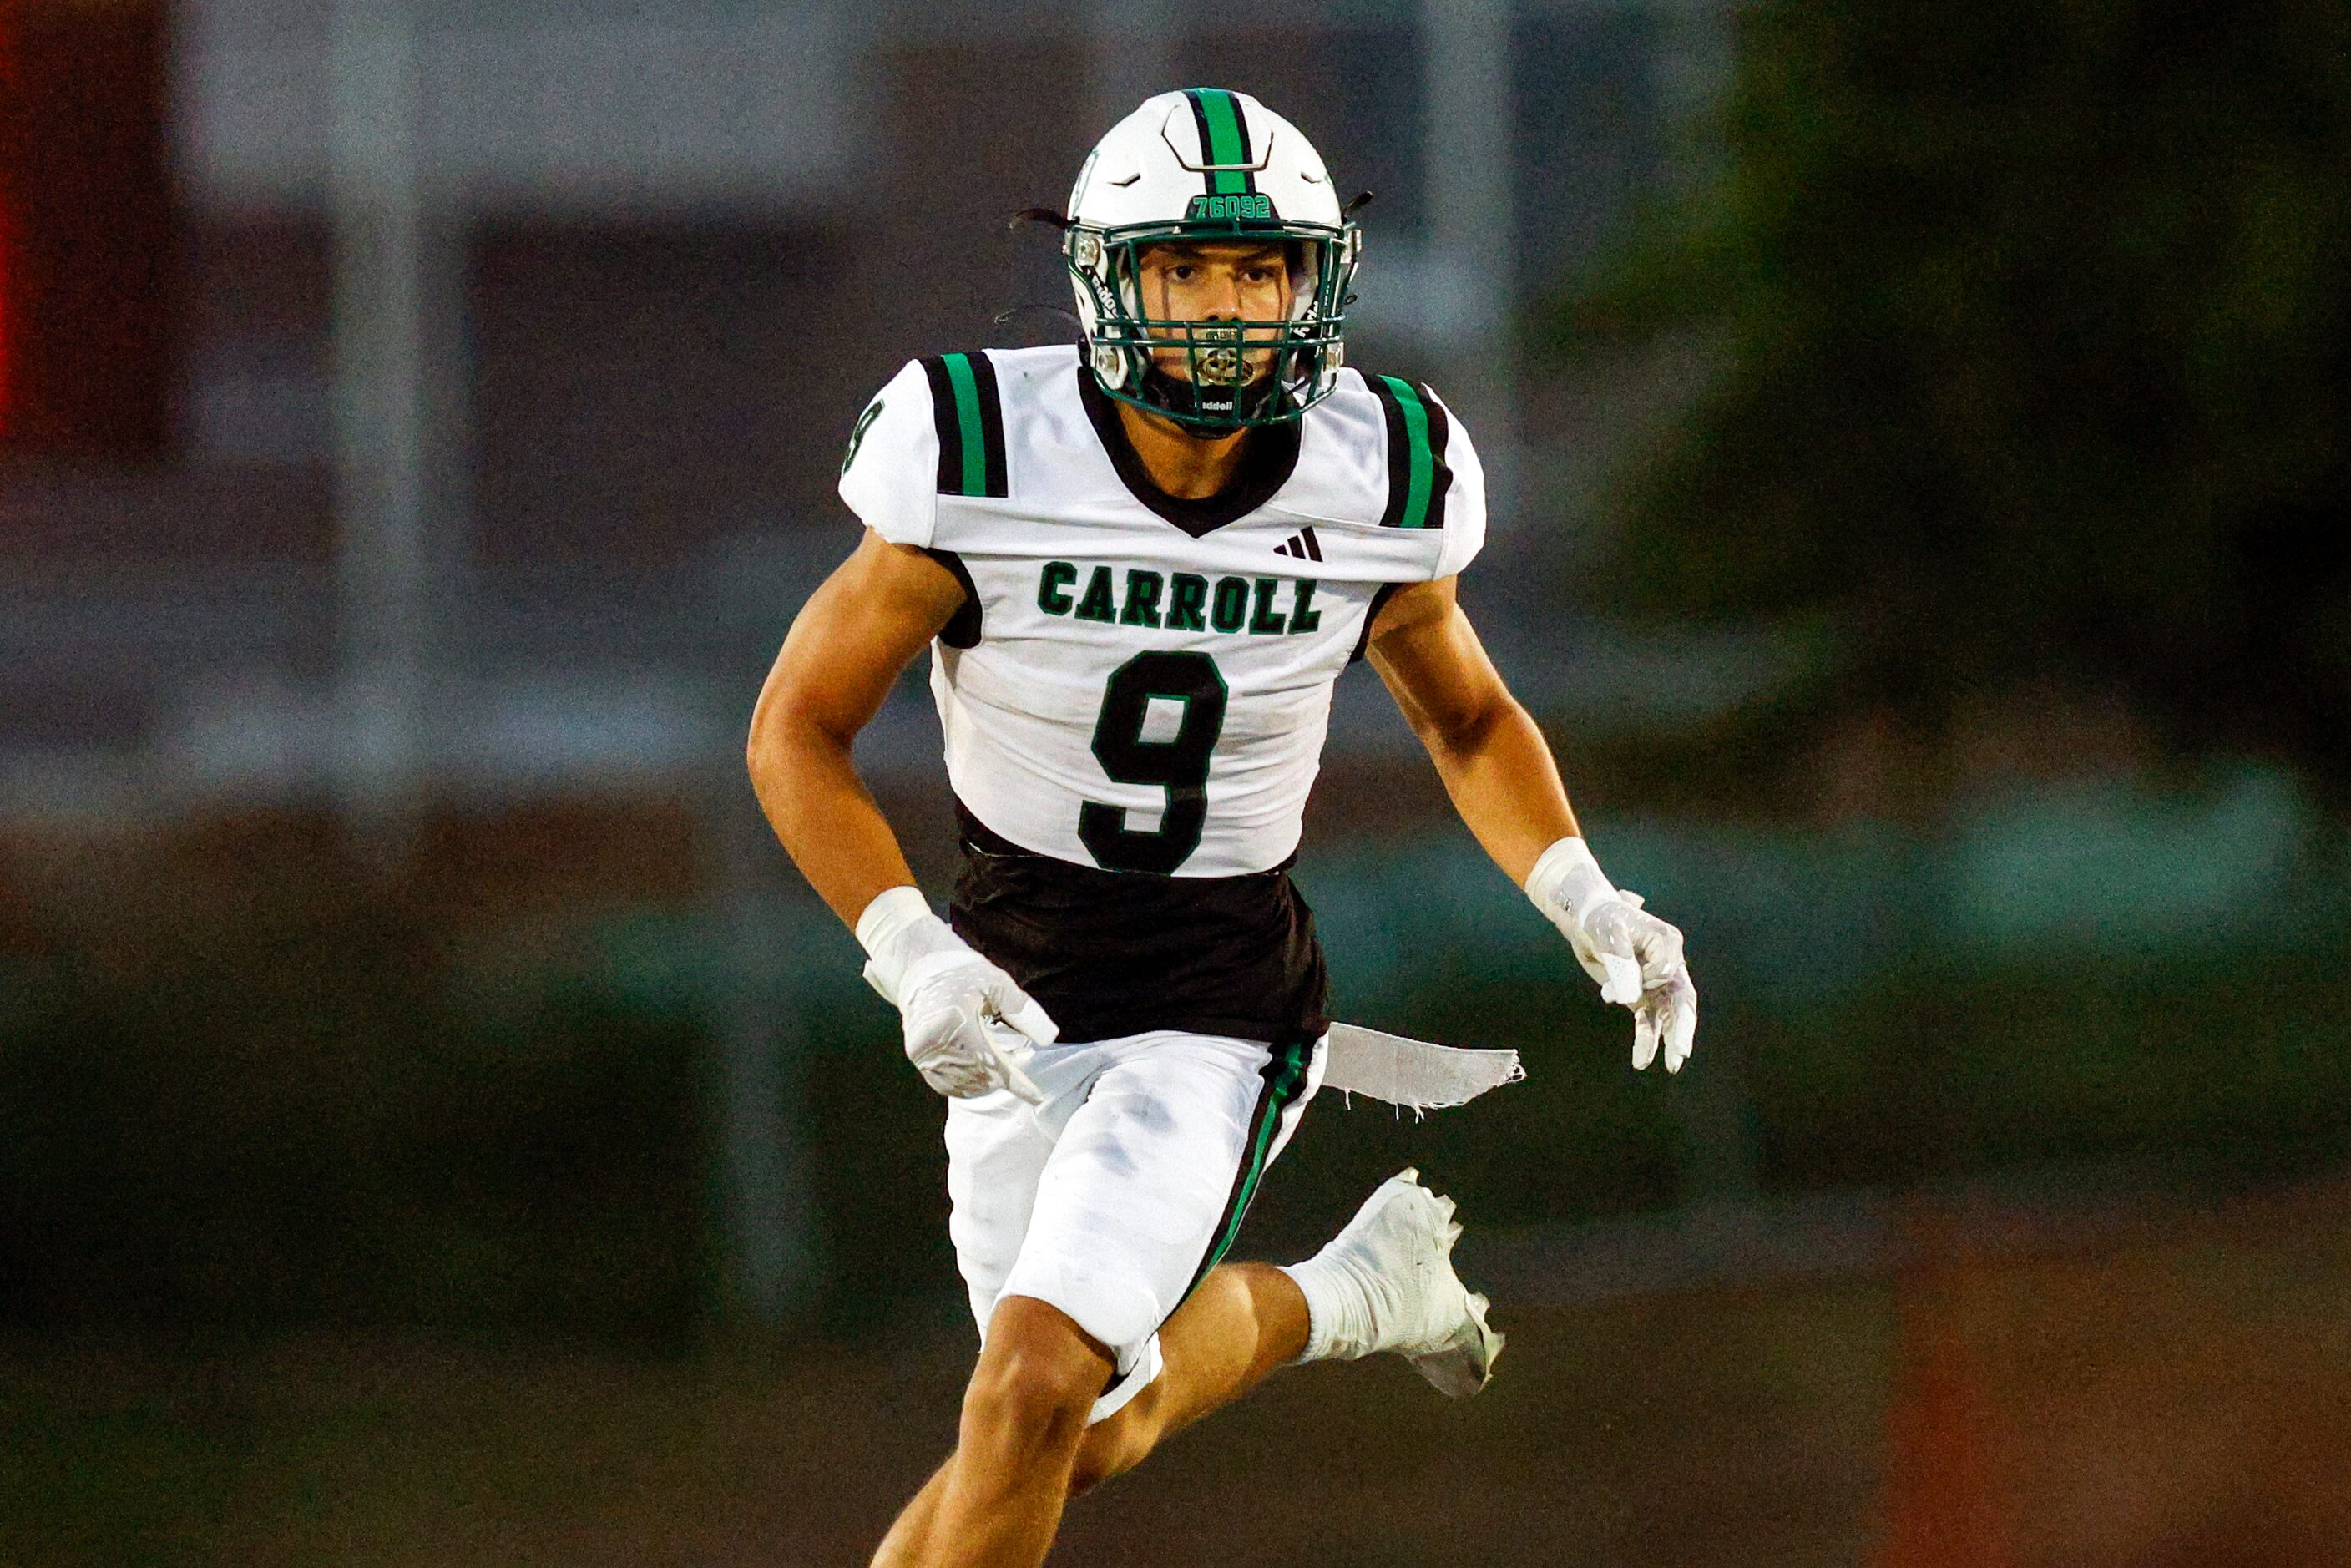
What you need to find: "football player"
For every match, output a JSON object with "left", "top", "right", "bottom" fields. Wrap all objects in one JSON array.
[{"left": 747, "top": 88, "right": 1696, "bottom": 1568}]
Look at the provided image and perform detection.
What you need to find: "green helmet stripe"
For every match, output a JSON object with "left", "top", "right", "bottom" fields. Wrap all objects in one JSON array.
[
  {"left": 1381, "top": 376, "right": 1437, "bottom": 529},
  {"left": 942, "top": 353, "right": 989, "bottom": 498},
  {"left": 1187, "top": 88, "right": 1255, "bottom": 196}
]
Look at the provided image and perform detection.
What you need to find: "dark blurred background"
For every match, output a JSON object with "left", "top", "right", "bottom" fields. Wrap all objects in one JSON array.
[{"left": 4, "top": 1, "right": 2348, "bottom": 1564}]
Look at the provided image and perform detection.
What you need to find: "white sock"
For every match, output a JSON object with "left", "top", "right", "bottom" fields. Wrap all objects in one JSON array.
[{"left": 1280, "top": 1251, "right": 1375, "bottom": 1363}]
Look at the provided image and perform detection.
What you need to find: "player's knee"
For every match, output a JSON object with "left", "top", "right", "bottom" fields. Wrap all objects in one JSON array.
[{"left": 962, "top": 1348, "right": 1101, "bottom": 1457}]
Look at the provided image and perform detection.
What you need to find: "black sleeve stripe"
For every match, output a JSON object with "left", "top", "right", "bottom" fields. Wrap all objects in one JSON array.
[
  {"left": 966, "top": 350, "right": 1010, "bottom": 499},
  {"left": 1369, "top": 376, "right": 1413, "bottom": 528},
  {"left": 1350, "top": 581, "right": 1402, "bottom": 663},
  {"left": 1417, "top": 380, "right": 1454, "bottom": 534},
  {"left": 919, "top": 355, "right": 960, "bottom": 495},
  {"left": 922, "top": 547, "right": 983, "bottom": 649},
  {"left": 918, "top": 352, "right": 1011, "bottom": 499}
]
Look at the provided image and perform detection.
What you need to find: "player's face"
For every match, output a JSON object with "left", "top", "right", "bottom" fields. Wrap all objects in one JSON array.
[{"left": 1135, "top": 240, "right": 1294, "bottom": 387}]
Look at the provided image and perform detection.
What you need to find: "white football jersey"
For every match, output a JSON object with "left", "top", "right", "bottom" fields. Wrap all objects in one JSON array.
[{"left": 837, "top": 343, "right": 1484, "bottom": 878}]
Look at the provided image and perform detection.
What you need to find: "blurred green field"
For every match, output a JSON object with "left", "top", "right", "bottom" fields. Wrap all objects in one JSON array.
[
  {"left": 0, "top": 1287, "right": 1891, "bottom": 1567},
  {"left": 7, "top": 1181, "right": 2348, "bottom": 1568}
]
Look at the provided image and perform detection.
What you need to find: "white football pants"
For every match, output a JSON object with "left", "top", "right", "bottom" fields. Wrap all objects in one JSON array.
[{"left": 943, "top": 1026, "right": 1326, "bottom": 1423}]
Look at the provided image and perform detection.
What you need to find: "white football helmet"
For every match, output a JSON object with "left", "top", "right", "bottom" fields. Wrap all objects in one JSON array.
[{"left": 1063, "top": 88, "right": 1361, "bottom": 431}]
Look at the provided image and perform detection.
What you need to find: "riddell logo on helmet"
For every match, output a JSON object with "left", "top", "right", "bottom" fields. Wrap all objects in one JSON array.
[{"left": 1186, "top": 194, "right": 1276, "bottom": 222}]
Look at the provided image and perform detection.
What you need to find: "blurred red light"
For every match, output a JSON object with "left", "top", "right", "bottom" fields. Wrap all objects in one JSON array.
[
  {"left": 0, "top": 0, "right": 175, "bottom": 458},
  {"left": 0, "top": 8, "right": 15, "bottom": 442}
]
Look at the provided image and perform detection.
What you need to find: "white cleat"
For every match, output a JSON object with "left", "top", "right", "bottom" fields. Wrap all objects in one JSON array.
[{"left": 1314, "top": 1166, "right": 1504, "bottom": 1397}]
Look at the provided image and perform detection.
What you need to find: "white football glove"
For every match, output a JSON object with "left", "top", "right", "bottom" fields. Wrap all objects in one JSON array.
[
  {"left": 1524, "top": 837, "right": 1697, "bottom": 1074},
  {"left": 856, "top": 886, "right": 1059, "bottom": 1104}
]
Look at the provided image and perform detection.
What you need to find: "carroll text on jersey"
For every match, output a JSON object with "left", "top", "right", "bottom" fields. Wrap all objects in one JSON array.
[{"left": 1038, "top": 564, "right": 1323, "bottom": 635}]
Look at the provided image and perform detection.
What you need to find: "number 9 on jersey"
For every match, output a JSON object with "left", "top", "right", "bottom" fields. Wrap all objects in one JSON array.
[{"left": 1079, "top": 651, "right": 1230, "bottom": 873}]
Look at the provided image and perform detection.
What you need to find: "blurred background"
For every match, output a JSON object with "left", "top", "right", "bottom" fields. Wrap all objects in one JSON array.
[{"left": 4, "top": 0, "right": 2348, "bottom": 1563}]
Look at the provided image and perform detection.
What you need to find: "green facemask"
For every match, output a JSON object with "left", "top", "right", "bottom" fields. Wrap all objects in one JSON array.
[{"left": 1066, "top": 217, "right": 1360, "bottom": 432}]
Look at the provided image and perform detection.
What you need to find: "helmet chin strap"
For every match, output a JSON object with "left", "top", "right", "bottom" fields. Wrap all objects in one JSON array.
[{"left": 1137, "top": 362, "right": 1290, "bottom": 432}]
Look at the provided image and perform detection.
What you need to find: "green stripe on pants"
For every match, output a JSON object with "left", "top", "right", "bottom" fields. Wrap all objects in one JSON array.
[{"left": 1186, "top": 1036, "right": 1310, "bottom": 1300}]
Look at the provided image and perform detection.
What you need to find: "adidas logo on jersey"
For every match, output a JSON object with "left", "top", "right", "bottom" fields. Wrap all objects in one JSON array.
[
  {"left": 1274, "top": 527, "right": 1323, "bottom": 562},
  {"left": 1039, "top": 561, "right": 1324, "bottom": 637}
]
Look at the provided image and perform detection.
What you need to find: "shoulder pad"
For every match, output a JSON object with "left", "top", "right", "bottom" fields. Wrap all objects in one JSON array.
[{"left": 838, "top": 350, "right": 1018, "bottom": 546}]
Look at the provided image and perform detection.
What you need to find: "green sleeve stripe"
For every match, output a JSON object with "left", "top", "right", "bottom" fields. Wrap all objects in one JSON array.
[
  {"left": 1381, "top": 375, "right": 1436, "bottom": 529},
  {"left": 1370, "top": 374, "right": 1453, "bottom": 529},
  {"left": 941, "top": 353, "right": 989, "bottom": 498},
  {"left": 919, "top": 353, "right": 1009, "bottom": 498}
]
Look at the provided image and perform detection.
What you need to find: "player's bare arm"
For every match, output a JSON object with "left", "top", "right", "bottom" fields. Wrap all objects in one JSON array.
[
  {"left": 746, "top": 529, "right": 959, "bottom": 923},
  {"left": 749, "top": 532, "right": 1060, "bottom": 1105},
  {"left": 1369, "top": 574, "right": 1698, "bottom": 1072},
  {"left": 1363, "top": 574, "right": 1580, "bottom": 881}
]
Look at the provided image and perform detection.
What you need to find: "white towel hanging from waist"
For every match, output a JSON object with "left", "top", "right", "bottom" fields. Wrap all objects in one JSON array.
[{"left": 1320, "top": 1022, "right": 1524, "bottom": 1110}]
